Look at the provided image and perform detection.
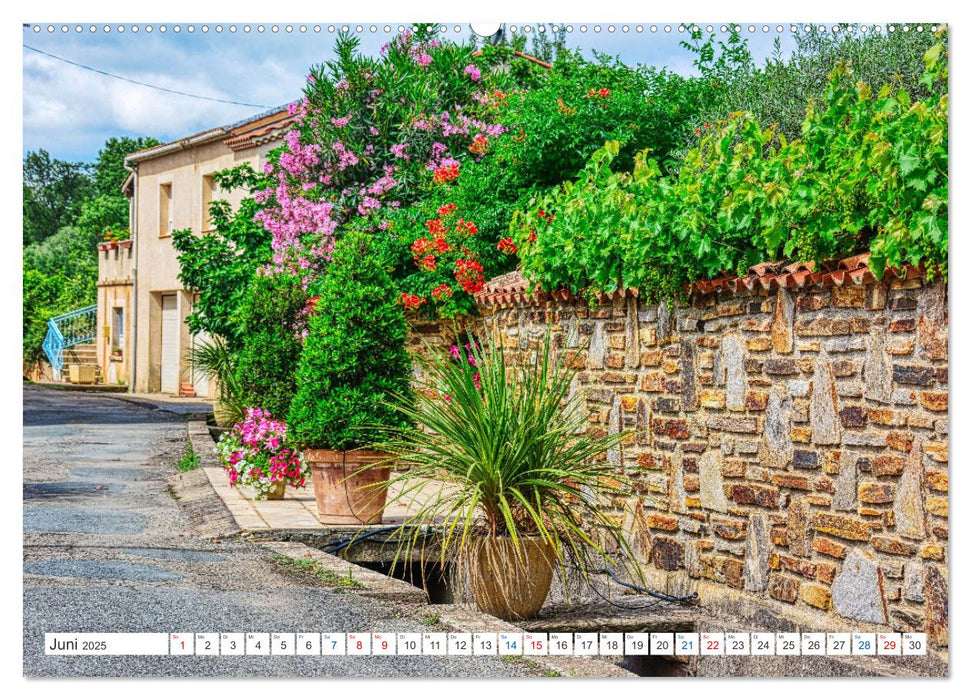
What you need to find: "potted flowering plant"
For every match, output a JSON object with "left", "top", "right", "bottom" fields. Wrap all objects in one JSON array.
[
  {"left": 215, "top": 407, "right": 308, "bottom": 500},
  {"left": 287, "top": 232, "right": 413, "bottom": 524}
]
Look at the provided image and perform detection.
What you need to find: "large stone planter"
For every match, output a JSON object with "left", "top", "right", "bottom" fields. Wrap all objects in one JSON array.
[{"left": 303, "top": 449, "right": 392, "bottom": 525}]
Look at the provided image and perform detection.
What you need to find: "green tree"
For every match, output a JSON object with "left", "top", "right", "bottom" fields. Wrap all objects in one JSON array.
[
  {"left": 22, "top": 149, "right": 92, "bottom": 245},
  {"left": 172, "top": 163, "right": 273, "bottom": 346},
  {"left": 91, "top": 136, "right": 159, "bottom": 197},
  {"left": 681, "top": 23, "right": 944, "bottom": 146}
]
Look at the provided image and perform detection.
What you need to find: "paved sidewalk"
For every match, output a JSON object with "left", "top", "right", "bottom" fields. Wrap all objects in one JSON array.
[
  {"left": 187, "top": 420, "right": 448, "bottom": 532},
  {"left": 201, "top": 466, "right": 449, "bottom": 531}
]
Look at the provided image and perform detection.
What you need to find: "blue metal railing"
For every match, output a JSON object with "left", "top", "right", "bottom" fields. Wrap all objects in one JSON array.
[{"left": 42, "top": 305, "right": 97, "bottom": 378}]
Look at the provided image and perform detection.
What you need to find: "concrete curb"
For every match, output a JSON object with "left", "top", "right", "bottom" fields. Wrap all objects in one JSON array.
[
  {"left": 259, "top": 540, "right": 636, "bottom": 678},
  {"left": 168, "top": 420, "right": 241, "bottom": 540}
]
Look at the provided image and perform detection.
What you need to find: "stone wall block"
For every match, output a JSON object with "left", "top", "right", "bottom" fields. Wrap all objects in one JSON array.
[
  {"left": 894, "top": 437, "right": 927, "bottom": 540},
  {"left": 699, "top": 451, "right": 729, "bottom": 513},
  {"left": 626, "top": 297, "right": 640, "bottom": 368},
  {"left": 723, "top": 333, "right": 746, "bottom": 411},
  {"left": 925, "top": 565, "right": 948, "bottom": 646},
  {"left": 771, "top": 288, "right": 795, "bottom": 354},
  {"left": 588, "top": 321, "right": 605, "bottom": 369},
  {"left": 743, "top": 512, "right": 770, "bottom": 592},
  {"left": 917, "top": 281, "right": 947, "bottom": 362},
  {"left": 832, "top": 549, "right": 888, "bottom": 624},
  {"left": 681, "top": 339, "right": 698, "bottom": 412},
  {"left": 810, "top": 354, "right": 841, "bottom": 445},
  {"left": 864, "top": 325, "right": 892, "bottom": 403},
  {"left": 787, "top": 497, "right": 813, "bottom": 556},
  {"left": 833, "top": 450, "right": 858, "bottom": 512},
  {"left": 764, "top": 389, "right": 793, "bottom": 467}
]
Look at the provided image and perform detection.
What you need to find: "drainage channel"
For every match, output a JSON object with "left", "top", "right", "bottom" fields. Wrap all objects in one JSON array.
[{"left": 282, "top": 531, "right": 695, "bottom": 677}]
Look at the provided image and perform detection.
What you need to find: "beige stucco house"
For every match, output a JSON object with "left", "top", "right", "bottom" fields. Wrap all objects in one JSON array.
[{"left": 108, "top": 107, "right": 295, "bottom": 397}]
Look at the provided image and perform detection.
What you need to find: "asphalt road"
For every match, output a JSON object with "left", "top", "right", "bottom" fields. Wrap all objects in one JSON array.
[{"left": 23, "top": 384, "right": 533, "bottom": 678}]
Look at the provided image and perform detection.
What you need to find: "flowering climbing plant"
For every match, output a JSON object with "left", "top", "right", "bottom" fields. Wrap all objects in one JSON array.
[
  {"left": 215, "top": 408, "right": 308, "bottom": 499},
  {"left": 253, "top": 26, "right": 516, "bottom": 285},
  {"left": 376, "top": 201, "right": 491, "bottom": 317}
]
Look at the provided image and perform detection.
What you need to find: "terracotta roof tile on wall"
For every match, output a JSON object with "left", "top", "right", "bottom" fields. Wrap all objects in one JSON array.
[{"left": 474, "top": 253, "right": 927, "bottom": 308}]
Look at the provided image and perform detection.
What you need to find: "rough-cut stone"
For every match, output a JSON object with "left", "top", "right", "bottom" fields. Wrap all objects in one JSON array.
[
  {"left": 651, "top": 536, "right": 683, "bottom": 571},
  {"left": 903, "top": 562, "right": 925, "bottom": 603},
  {"left": 787, "top": 380, "right": 810, "bottom": 397},
  {"left": 656, "top": 301, "right": 671, "bottom": 346},
  {"left": 832, "top": 549, "right": 888, "bottom": 624},
  {"left": 813, "top": 537, "right": 847, "bottom": 559},
  {"left": 743, "top": 513, "right": 770, "bottom": 592},
  {"left": 894, "top": 437, "right": 927, "bottom": 540},
  {"left": 768, "top": 574, "right": 799, "bottom": 603},
  {"left": 925, "top": 565, "right": 948, "bottom": 646},
  {"left": 588, "top": 322, "right": 605, "bottom": 369},
  {"left": 730, "top": 483, "right": 779, "bottom": 508},
  {"left": 787, "top": 497, "right": 812, "bottom": 556},
  {"left": 771, "top": 289, "right": 794, "bottom": 353},
  {"left": 813, "top": 513, "right": 870, "bottom": 541},
  {"left": 723, "top": 333, "right": 745, "bottom": 411},
  {"left": 892, "top": 364, "right": 936, "bottom": 387},
  {"left": 858, "top": 482, "right": 895, "bottom": 504},
  {"left": 681, "top": 339, "right": 697, "bottom": 411},
  {"left": 918, "top": 281, "right": 947, "bottom": 361},
  {"left": 763, "top": 390, "right": 792, "bottom": 467},
  {"left": 626, "top": 298, "right": 640, "bottom": 368},
  {"left": 810, "top": 355, "right": 841, "bottom": 445},
  {"left": 669, "top": 447, "right": 687, "bottom": 515},
  {"left": 870, "top": 537, "right": 916, "bottom": 556},
  {"left": 800, "top": 583, "right": 833, "bottom": 610},
  {"left": 833, "top": 450, "right": 858, "bottom": 512},
  {"left": 864, "top": 325, "right": 892, "bottom": 403},
  {"left": 792, "top": 449, "right": 819, "bottom": 469},
  {"left": 699, "top": 451, "right": 729, "bottom": 513}
]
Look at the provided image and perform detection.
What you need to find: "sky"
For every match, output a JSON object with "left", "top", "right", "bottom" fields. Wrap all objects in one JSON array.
[{"left": 22, "top": 22, "right": 800, "bottom": 164}]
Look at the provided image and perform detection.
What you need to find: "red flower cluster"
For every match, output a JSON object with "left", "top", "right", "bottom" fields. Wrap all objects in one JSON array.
[
  {"left": 400, "top": 293, "right": 426, "bottom": 310},
  {"left": 454, "top": 259, "right": 484, "bottom": 294},
  {"left": 433, "top": 163, "right": 460, "bottom": 184},
  {"left": 497, "top": 237, "right": 517, "bottom": 255},
  {"left": 586, "top": 87, "right": 611, "bottom": 99},
  {"left": 409, "top": 204, "right": 485, "bottom": 304},
  {"left": 455, "top": 218, "right": 478, "bottom": 236}
]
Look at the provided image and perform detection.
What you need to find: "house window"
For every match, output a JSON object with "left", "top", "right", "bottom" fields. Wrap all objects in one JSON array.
[
  {"left": 159, "top": 182, "right": 173, "bottom": 237},
  {"left": 202, "top": 174, "right": 217, "bottom": 233},
  {"left": 112, "top": 307, "right": 124, "bottom": 351}
]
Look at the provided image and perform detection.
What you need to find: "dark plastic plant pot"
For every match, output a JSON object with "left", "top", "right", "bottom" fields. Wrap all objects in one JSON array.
[{"left": 303, "top": 449, "right": 392, "bottom": 525}]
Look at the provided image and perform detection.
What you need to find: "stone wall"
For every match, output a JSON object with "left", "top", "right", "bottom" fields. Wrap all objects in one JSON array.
[{"left": 476, "top": 275, "right": 948, "bottom": 651}]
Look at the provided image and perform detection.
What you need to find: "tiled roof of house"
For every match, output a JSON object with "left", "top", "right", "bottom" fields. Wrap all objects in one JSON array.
[
  {"left": 474, "top": 253, "right": 927, "bottom": 307},
  {"left": 124, "top": 105, "right": 297, "bottom": 164}
]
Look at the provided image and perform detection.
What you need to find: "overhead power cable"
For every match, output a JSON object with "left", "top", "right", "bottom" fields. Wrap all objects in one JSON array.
[{"left": 23, "top": 44, "right": 271, "bottom": 109}]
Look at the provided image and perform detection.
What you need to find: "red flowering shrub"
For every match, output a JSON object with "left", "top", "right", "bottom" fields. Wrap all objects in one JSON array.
[{"left": 376, "top": 202, "right": 490, "bottom": 317}]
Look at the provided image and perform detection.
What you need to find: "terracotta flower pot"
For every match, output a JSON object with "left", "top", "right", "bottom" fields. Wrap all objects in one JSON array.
[
  {"left": 303, "top": 449, "right": 392, "bottom": 525},
  {"left": 462, "top": 535, "right": 556, "bottom": 621}
]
